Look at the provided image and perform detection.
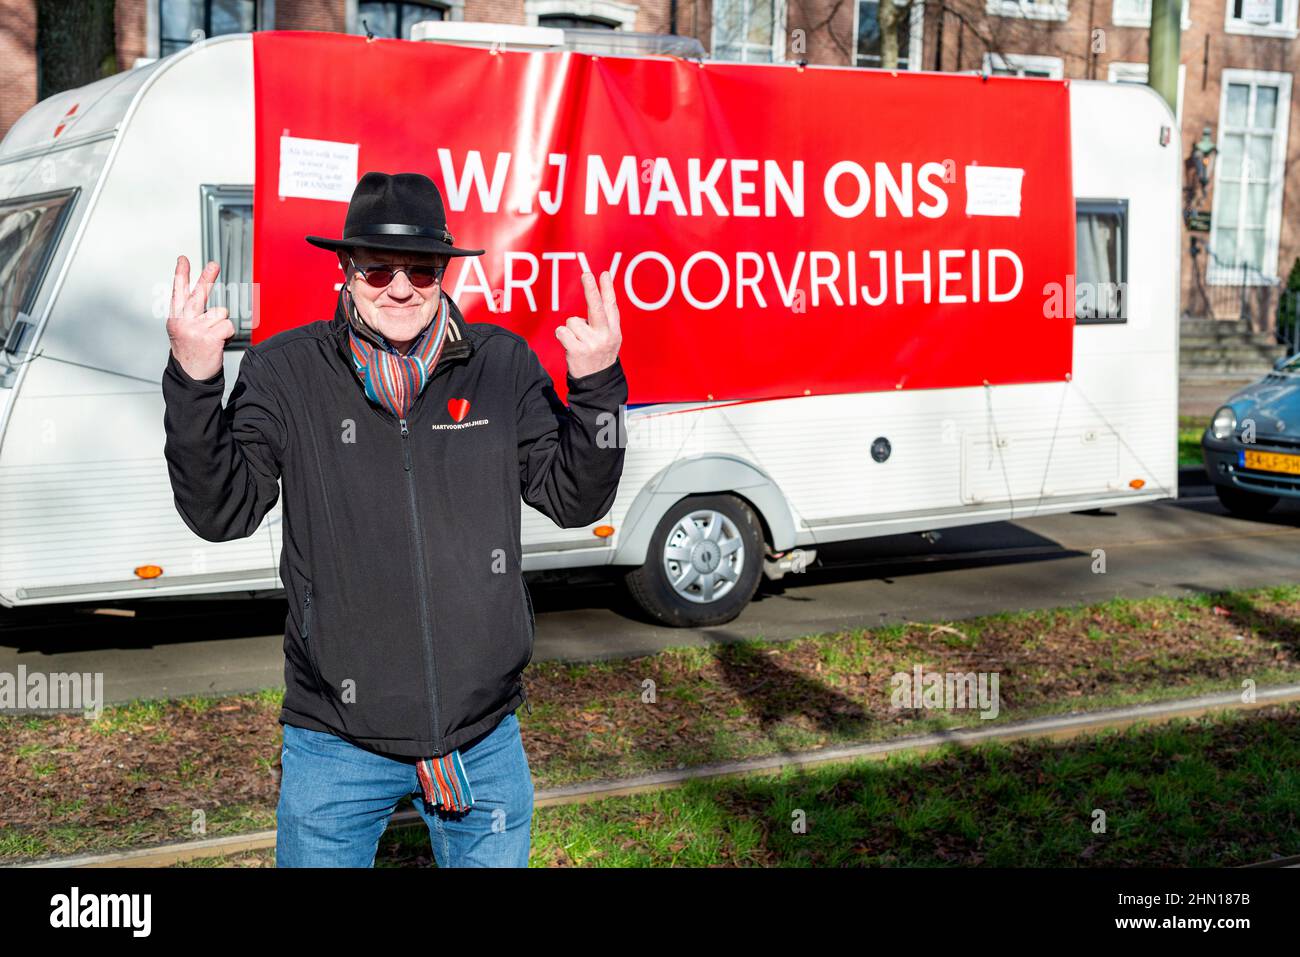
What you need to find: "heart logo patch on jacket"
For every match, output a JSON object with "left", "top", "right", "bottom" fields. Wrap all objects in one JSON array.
[{"left": 448, "top": 398, "right": 471, "bottom": 422}]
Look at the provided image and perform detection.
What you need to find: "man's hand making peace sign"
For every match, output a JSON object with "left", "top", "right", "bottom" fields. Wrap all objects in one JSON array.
[
  {"left": 167, "top": 256, "right": 234, "bottom": 382},
  {"left": 558, "top": 270, "right": 622, "bottom": 379}
]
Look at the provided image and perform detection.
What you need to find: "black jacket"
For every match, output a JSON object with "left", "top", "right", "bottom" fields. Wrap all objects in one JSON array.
[{"left": 161, "top": 293, "right": 627, "bottom": 758}]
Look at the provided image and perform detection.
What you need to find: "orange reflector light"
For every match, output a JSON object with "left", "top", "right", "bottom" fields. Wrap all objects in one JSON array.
[
  {"left": 593, "top": 525, "right": 614, "bottom": 538},
  {"left": 134, "top": 565, "right": 163, "bottom": 579},
  {"left": 1129, "top": 478, "right": 1145, "bottom": 490}
]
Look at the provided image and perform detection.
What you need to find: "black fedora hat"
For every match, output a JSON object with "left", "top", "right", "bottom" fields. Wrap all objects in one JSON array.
[{"left": 306, "top": 171, "right": 485, "bottom": 257}]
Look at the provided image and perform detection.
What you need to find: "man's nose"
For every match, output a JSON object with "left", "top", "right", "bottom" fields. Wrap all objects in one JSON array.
[{"left": 387, "top": 269, "right": 415, "bottom": 297}]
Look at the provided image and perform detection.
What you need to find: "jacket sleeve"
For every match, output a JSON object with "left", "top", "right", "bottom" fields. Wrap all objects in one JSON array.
[
  {"left": 515, "top": 342, "right": 628, "bottom": 528},
  {"left": 161, "top": 348, "right": 285, "bottom": 543}
]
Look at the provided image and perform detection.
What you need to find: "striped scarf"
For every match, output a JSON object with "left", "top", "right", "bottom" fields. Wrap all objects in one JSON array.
[
  {"left": 345, "top": 293, "right": 474, "bottom": 814},
  {"left": 346, "top": 293, "right": 450, "bottom": 419}
]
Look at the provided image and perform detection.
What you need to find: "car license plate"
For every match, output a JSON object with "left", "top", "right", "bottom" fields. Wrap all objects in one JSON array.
[{"left": 1241, "top": 449, "right": 1300, "bottom": 475}]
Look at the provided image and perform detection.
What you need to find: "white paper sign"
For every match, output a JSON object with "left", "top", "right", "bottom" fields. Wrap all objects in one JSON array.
[
  {"left": 278, "top": 135, "right": 359, "bottom": 202},
  {"left": 964, "top": 165, "right": 1025, "bottom": 218},
  {"left": 1241, "top": 0, "right": 1275, "bottom": 24}
]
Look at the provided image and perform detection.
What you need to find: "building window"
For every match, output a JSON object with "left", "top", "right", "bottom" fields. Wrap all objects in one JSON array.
[
  {"left": 1112, "top": 0, "right": 1191, "bottom": 27},
  {"left": 1225, "top": 0, "right": 1299, "bottom": 37},
  {"left": 538, "top": 14, "right": 618, "bottom": 28},
  {"left": 1209, "top": 70, "right": 1293, "bottom": 283},
  {"left": 1076, "top": 199, "right": 1128, "bottom": 323},
  {"left": 985, "top": 0, "right": 1070, "bottom": 21},
  {"left": 160, "top": 0, "right": 259, "bottom": 55},
  {"left": 855, "top": 1, "right": 924, "bottom": 69},
  {"left": 1106, "top": 61, "right": 1185, "bottom": 125},
  {"left": 981, "top": 52, "right": 1064, "bottom": 78},
  {"left": 358, "top": 1, "right": 448, "bottom": 39},
  {"left": 200, "top": 185, "right": 255, "bottom": 341},
  {"left": 526, "top": 1, "right": 637, "bottom": 29},
  {"left": 712, "top": 0, "right": 784, "bottom": 62}
]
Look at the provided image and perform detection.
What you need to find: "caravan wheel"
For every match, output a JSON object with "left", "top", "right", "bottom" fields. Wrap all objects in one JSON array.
[{"left": 624, "top": 495, "right": 764, "bottom": 627}]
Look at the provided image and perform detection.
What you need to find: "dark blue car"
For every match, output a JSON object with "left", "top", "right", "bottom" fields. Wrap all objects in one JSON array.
[{"left": 1202, "top": 353, "right": 1300, "bottom": 516}]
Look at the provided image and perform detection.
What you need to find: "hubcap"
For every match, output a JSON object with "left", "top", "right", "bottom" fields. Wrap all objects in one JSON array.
[{"left": 662, "top": 509, "right": 745, "bottom": 604}]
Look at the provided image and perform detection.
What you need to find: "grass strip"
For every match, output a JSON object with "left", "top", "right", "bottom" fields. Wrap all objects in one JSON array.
[{"left": 4, "top": 585, "right": 1300, "bottom": 863}]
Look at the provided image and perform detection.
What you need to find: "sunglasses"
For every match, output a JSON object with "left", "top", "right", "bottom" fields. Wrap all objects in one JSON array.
[{"left": 349, "top": 257, "right": 447, "bottom": 289}]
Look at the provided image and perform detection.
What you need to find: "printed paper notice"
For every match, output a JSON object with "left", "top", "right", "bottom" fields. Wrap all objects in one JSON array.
[
  {"left": 1241, "top": 0, "right": 1275, "bottom": 24},
  {"left": 278, "top": 136, "right": 359, "bottom": 202},
  {"left": 964, "top": 166, "right": 1024, "bottom": 218}
]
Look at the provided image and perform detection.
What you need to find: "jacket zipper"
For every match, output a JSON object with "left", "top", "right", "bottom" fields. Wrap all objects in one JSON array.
[
  {"left": 302, "top": 585, "right": 330, "bottom": 704},
  {"left": 400, "top": 414, "right": 444, "bottom": 755}
]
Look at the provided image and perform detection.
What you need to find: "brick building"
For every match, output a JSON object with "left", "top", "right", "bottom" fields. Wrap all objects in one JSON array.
[{"left": 0, "top": 0, "right": 1296, "bottom": 328}]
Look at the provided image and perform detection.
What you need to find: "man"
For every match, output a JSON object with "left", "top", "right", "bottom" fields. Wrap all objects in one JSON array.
[{"left": 162, "top": 172, "right": 627, "bottom": 867}]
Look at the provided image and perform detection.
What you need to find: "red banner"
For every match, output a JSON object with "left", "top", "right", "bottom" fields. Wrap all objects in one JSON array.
[{"left": 252, "top": 30, "right": 1075, "bottom": 403}]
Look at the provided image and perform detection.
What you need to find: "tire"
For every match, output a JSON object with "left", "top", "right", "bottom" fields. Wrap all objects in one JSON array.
[
  {"left": 624, "top": 494, "right": 764, "bottom": 627},
  {"left": 1215, "top": 484, "right": 1279, "bottom": 517}
]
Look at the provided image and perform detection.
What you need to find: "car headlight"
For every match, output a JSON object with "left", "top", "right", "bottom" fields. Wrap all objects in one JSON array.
[{"left": 1210, "top": 405, "right": 1237, "bottom": 440}]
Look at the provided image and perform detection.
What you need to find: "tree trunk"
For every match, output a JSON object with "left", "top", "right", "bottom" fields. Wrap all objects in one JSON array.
[
  {"left": 36, "top": 0, "right": 117, "bottom": 102},
  {"left": 879, "top": 0, "right": 901, "bottom": 70}
]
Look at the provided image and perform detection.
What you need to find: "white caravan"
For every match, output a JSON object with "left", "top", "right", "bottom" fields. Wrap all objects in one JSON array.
[{"left": 0, "top": 29, "right": 1179, "bottom": 626}]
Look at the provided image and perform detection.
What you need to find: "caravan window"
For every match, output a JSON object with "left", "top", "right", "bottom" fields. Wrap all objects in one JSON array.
[
  {"left": 200, "top": 185, "right": 254, "bottom": 342},
  {"left": 1075, "top": 198, "right": 1128, "bottom": 323},
  {"left": 0, "top": 190, "right": 76, "bottom": 352}
]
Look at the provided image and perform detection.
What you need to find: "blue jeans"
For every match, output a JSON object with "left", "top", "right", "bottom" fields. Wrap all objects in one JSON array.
[{"left": 275, "top": 711, "right": 534, "bottom": 867}]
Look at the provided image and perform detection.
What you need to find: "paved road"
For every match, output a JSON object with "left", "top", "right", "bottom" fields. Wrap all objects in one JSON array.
[
  {"left": 1180, "top": 374, "right": 1259, "bottom": 419},
  {"left": 4, "top": 469, "right": 1300, "bottom": 706}
]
